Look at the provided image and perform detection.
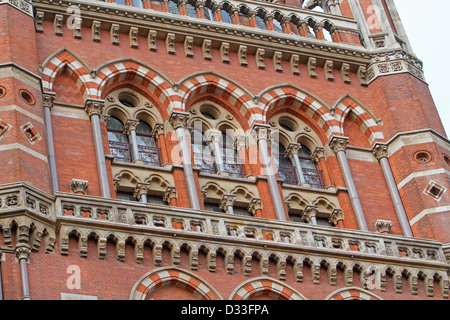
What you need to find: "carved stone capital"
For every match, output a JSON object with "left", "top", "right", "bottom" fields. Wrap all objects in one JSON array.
[
  {"left": 169, "top": 112, "right": 190, "bottom": 130},
  {"left": 284, "top": 143, "right": 301, "bottom": 159},
  {"left": 206, "top": 129, "right": 222, "bottom": 146},
  {"left": 329, "top": 136, "right": 349, "bottom": 154},
  {"left": 133, "top": 183, "right": 150, "bottom": 199},
  {"left": 311, "top": 146, "right": 325, "bottom": 163},
  {"left": 219, "top": 194, "right": 236, "bottom": 211},
  {"left": 152, "top": 123, "right": 165, "bottom": 138},
  {"left": 42, "top": 93, "right": 55, "bottom": 109},
  {"left": 302, "top": 205, "right": 318, "bottom": 222},
  {"left": 70, "top": 179, "right": 89, "bottom": 195},
  {"left": 251, "top": 124, "right": 271, "bottom": 142},
  {"left": 234, "top": 135, "right": 247, "bottom": 150},
  {"left": 328, "top": 208, "right": 344, "bottom": 226},
  {"left": 248, "top": 197, "right": 262, "bottom": 215},
  {"left": 375, "top": 219, "right": 392, "bottom": 234},
  {"left": 15, "top": 244, "right": 31, "bottom": 261},
  {"left": 123, "top": 119, "right": 140, "bottom": 135},
  {"left": 163, "top": 186, "right": 178, "bottom": 203},
  {"left": 84, "top": 100, "right": 104, "bottom": 118},
  {"left": 372, "top": 143, "right": 389, "bottom": 161}
]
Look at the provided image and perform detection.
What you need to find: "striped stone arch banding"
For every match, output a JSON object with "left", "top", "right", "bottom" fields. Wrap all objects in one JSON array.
[
  {"left": 229, "top": 277, "right": 305, "bottom": 300},
  {"left": 130, "top": 267, "right": 222, "bottom": 300},
  {"left": 259, "top": 87, "right": 341, "bottom": 139},
  {"left": 93, "top": 61, "right": 181, "bottom": 114},
  {"left": 177, "top": 74, "right": 260, "bottom": 127},
  {"left": 333, "top": 96, "right": 385, "bottom": 145},
  {"left": 326, "top": 287, "right": 381, "bottom": 300},
  {"left": 41, "top": 51, "right": 92, "bottom": 99}
]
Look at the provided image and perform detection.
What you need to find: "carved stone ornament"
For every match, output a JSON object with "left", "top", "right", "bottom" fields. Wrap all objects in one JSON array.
[
  {"left": 15, "top": 244, "right": 31, "bottom": 261},
  {"left": 325, "top": 60, "right": 334, "bottom": 81},
  {"left": 129, "top": 27, "right": 139, "bottom": 48},
  {"left": 307, "top": 57, "right": 317, "bottom": 78},
  {"left": 238, "top": 45, "right": 248, "bottom": 66},
  {"left": 148, "top": 30, "right": 158, "bottom": 51},
  {"left": 73, "top": 17, "right": 82, "bottom": 39},
  {"left": 70, "top": 179, "right": 89, "bottom": 195},
  {"left": 111, "top": 24, "right": 120, "bottom": 45},
  {"left": 133, "top": 183, "right": 150, "bottom": 199},
  {"left": 358, "top": 66, "right": 368, "bottom": 86},
  {"left": 256, "top": 48, "right": 265, "bottom": 69},
  {"left": 372, "top": 143, "right": 389, "bottom": 161},
  {"left": 302, "top": 205, "right": 318, "bottom": 223},
  {"left": 184, "top": 36, "right": 194, "bottom": 57},
  {"left": 290, "top": 54, "right": 300, "bottom": 75},
  {"left": 284, "top": 143, "right": 301, "bottom": 159},
  {"left": 273, "top": 51, "right": 283, "bottom": 72},
  {"left": 84, "top": 100, "right": 104, "bottom": 118},
  {"left": 92, "top": 21, "right": 101, "bottom": 42},
  {"left": 35, "top": 11, "right": 45, "bottom": 32},
  {"left": 375, "top": 219, "right": 392, "bottom": 234},
  {"left": 123, "top": 119, "right": 140, "bottom": 135},
  {"left": 311, "top": 146, "right": 325, "bottom": 163},
  {"left": 251, "top": 124, "right": 271, "bottom": 142},
  {"left": 42, "top": 93, "right": 55, "bottom": 109},
  {"left": 163, "top": 186, "right": 177, "bottom": 203},
  {"left": 54, "top": 14, "right": 63, "bottom": 36},
  {"left": 219, "top": 194, "right": 236, "bottom": 211},
  {"left": 220, "top": 42, "right": 230, "bottom": 63},
  {"left": 169, "top": 111, "right": 189, "bottom": 130},
  {"left": 202, "top": 39, "right": 212, "bottom": 60},
  {"left": 166, "top": 33, "right": 176, "bottom": 54},
  {"left": 329, "top": 136, "right": 349, "bottom": 154},
  {"left": 341, "top": 63, "right": 351, "bottom": 84},
  {"left": 248, "top": 197, "right": 262, "bottom": 215},
  {"left": 328, "top": 209, "right": 344, "bottom": 226}
]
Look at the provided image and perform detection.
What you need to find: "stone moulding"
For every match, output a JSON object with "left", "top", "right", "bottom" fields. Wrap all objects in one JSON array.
[{"left": 1, "top": 182, "right": 449, "bottom": 298}]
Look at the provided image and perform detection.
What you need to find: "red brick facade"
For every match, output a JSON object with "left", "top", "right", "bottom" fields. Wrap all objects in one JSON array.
[{"left": 0, "top": 0, "right": 448, "bottom": 301}]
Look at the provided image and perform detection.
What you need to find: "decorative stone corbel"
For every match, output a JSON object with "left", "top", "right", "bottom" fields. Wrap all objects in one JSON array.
[
  {"left": 129, "top": 27, "right": 139, "bottom": 48},
  {"left": 54, "top": 14, "right": 63, "bottom": 36},
  {"left": 184, "top": 36, "right": 194, "bottom": 57},
  {"left": 35, "top": 11, "right": 44, "bottom": 33},
  {"left": 92, "top": 21, "right": 101, "bottom": 42},
  {"left": 307, "top": 57, "right": 317, "bottom": 78},
  {"left": 256, "top": 48, "right": 265, "bottom": 69},
  {"left": 148, "top": 30, "right": 157, "bottom": 51},
  {"left": 110, "top": 24, "right": 120, "bottom": 45},
  {"left": 202, "top": 39, "right": 212, "bottom": 60},
  {"left": 290, "top": 54, "right": 300, "bottom": 75},
  {"left": 273, "top": 51, "right": 283, "bottom": 72},
  {"left": 220, "top": 42, "right": 230, "bottom": 63},
  {"left": 358, "top": 66, "right": 368, "bottom": 86},
  {"left": 166, "top": 33, "right": 176, "bottom": 54},
  {"left": 238, "top": 45, "right": 248, "bottom": 66},
  {"left": 375, "top": 219, "right": 392, "bottom": 234},
  {"left": 324, "top": 60, "right": 334, "bottom": 81},
  {"left": 73, "top": 17, "right": 82, "bottom": 39},
  {"left": 163, "top": 186, "right": 177, "bottom": 204},
  {"left": 328, "top": 208, "right": 344, "bottom": 226},
  {"left": 341, "top": 63, "right": 351, "bottom": 83},
  {"left": 70, "top": 179, "right": 89, "bottom": 195}
]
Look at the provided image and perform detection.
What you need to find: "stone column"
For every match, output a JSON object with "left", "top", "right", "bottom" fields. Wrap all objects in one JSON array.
[
  {"left": 311, "top": 146, "right": 332, "bottom": 188},
  {"left": 207, "top": 130, "right": 225, "bottom": 175},
  {"left": 329, "top": 136, "right": 368, "bottom": 231},
  {"left": 303, "top": 205, "right": 318, "bottom": 225},
  {"left": 42, "top": 93, "right": 59, "bottom": 194},
  {"left": 220, "top": 194, "right": 236, "bottom": 215},
  {"left": 16, "top": 245, "right": 31, "bottom": 300},
  {"left": 84, "top": 100, "right": 111, "bottom": 198},
  {"left": 169, "top": 112, "right": 201, "bottom": 210},
  {"left": 252, "top": 124, "right": 286, "bottom": 221},
  {"left": 134, "top": 182, "right": 150, "bottom": 203},
  {"left": 124, "top": 119, "right": 141, "bottom": 164},
  {"left": 372, "top": 143, "right": 413, "bottom": 237},
  {"left": 285, "top": 143, "right": 307, "bottom": 186}
]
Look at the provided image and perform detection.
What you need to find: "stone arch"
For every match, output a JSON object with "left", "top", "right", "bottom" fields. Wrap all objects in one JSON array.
[
  {"left": 177, "top": 72, "right": 257, "bottom": 129},
  {"left": 94, "top": 59, "right": 179, "bottom": 115},
  {"left": 325, "top": 287, "right": 382, "bottom": 300},
  {"left": 40, "top": 48, "right": 92, "bottom": 99},
  {"left": 229, "top": 277, "right": 306, "bottom": 300},
  {"left": 130, "top": 267, "right": 223, "bottom": 300},
  {"left": 332, "top": 94, "right": 384, "bottom": 146},
  {"left": 259, "top": 85, "right": 340, "bottom": 143}
]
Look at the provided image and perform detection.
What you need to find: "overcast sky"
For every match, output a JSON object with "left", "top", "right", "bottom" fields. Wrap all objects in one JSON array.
[{"left": 394, "top": 0, "right": 449, "bottom": 136}]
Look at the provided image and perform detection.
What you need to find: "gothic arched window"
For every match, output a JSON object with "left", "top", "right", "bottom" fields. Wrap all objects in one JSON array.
[
  {"left": 298, "top": 146, "right": 324, "bottom": 188},
  {"left": 136, "top": 121, "right": 161, "bottom": 166},
  {"left": 107, "top": 117, "right": 132, "bottom": 162}
]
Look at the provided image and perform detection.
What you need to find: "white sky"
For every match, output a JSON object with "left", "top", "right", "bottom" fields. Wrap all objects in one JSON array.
[{"left": 394, "top": 0, "right": 449, "bottom": 136}]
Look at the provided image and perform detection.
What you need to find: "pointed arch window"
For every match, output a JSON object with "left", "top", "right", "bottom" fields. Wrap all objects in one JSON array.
[
  {"left": 274, "top": 142, "right": 298, "bottom": 185},
  {"left": 298, "top": 146, "right": 324, "bottom": 189},
  {"left": 136, "top": 121, "right": 161, "bottom": 167},
  {"left": 107, "top": 117, "right": 132, "bottom": 162}
]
